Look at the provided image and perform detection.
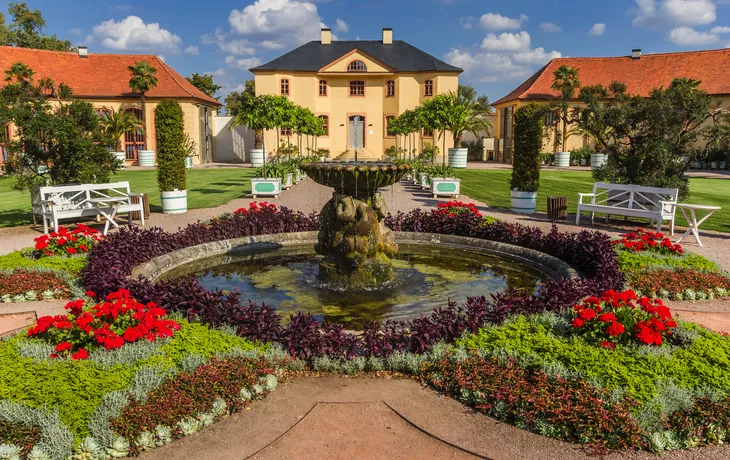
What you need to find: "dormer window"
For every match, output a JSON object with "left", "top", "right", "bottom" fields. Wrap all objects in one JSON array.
[{"left": 347, "top": 60, "right": 367, "bottom": 72}]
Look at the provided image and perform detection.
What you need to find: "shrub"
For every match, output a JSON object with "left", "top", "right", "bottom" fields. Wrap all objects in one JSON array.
[
  {"left": 510, "top": 103, "right": 542, "bottom": 192},
  {"left": 155, "top": 99, "right": 186, "bottom": 192},
  {"left": 617, "top": 250, "right": 720, "bottom": 275},
  {"left": 0, "top": 250, "right": 87, "bottom": 276},
  {"left": 613, "top": 228, "right": 684, "bottom": 255},
  {"left": 422, "top": 354, "right": 646, "bottom": 452},
  {"left": 27, "top": 288, "right": 181, "bottom": 359},
  {"left": 570, "top": 290, "right": 677, "bottom": 348},
  {"left": 33, "top": 225, "right": 103, "bottom": 258},
  {"left": 630, "top": 269, "right": 730, "bottom": 298}
]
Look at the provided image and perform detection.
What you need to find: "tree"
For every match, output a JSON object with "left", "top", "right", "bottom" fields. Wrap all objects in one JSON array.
[
  {"left": 128, "top": 61, "right": 158, "bottom": 146},
  {"left": 511, "top": 103, "right": 543, "bottom": 192},
  {"left": 457, "top": 84, "right": 493, "bottom": 116},
  {"left": 0, "top": 2, "right": 74, "bottom": 51},
  {"left": 0, "top": 64, "right": 116, "bottom": 190},
  {"left": 155, "top": 99, "right": 186, "bottom": 192},
  {"left": 573, "top": 82, "right": 629, "bottom": 152},
  {"left": 231, "top": 94, "right": 278, "bottom": 176},
  {"left": 550, "top": 65, "right": 581, "bottom": 152},
  {"left": 224, "top": 80, "right": 255, "bottom": 116},
  {"left": 100, "top": 107, "right": 145, "bottom": 151},
  {"left": 185, "top": 73, "right": 221, "bottom": 99}
]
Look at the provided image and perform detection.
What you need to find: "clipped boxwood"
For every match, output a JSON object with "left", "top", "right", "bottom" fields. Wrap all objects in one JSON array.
[
  {"left": 0, "top": 251, "right": 87, "bottom": 276},
  {"left": 510, "top": 102, "right": 543, "bottom": 192},
  {"left": 155, "top": 99, "right": 186, "bottom": 192}
]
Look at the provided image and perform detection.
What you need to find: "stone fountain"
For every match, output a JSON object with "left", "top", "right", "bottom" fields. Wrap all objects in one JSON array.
[{"left": 300, "top": 161, "right": 412, "bottom": 288}]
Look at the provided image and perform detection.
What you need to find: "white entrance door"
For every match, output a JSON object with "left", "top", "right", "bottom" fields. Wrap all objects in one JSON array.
[{"left": 348, "top": 116, "right": 365, "bottom": 149}]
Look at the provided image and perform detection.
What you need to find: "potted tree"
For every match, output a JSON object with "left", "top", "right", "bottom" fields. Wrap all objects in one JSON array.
[
  {"left": 510, "top": 103, "right": 543, "bottom": 214},
  {"left": 550, "top": 65, "right": 580, "bottom": 168},
  {"left": 155, "top": 99, "right": 188, "bottom": 214},
  {"left": 100, "top": 107, "right": 144, "bottom": 169},
  {"left": 128, "top": 61, "right": 158, "bottom": 167}
]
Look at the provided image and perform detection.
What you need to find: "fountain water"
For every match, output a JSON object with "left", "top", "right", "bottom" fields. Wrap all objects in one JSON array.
[{"left": 300, "top": 161, "right": 411, "bottom": 288}]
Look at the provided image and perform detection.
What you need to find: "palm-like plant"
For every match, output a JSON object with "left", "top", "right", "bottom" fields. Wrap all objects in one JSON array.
[
  {"left": 4, "top": 62, "right": 34, "bottom": 85},
  {"left": 551, "top": 65, "right": 580, "bottom": 152},
  {"left": 100, "top": 107, "right": 145, "bottom": 151},
  {"left": 128, "top": 61, "right": 158, "bottom": 145}
]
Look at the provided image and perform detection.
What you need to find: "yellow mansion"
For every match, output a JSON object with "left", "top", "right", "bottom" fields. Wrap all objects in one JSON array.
[{"left": 251, "top": 28, "right": 463, "bottom": 161}]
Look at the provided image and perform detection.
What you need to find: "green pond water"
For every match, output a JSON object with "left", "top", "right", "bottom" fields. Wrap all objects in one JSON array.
[{"left": 164, "top": 244, "right": 545, "bottom": 329}]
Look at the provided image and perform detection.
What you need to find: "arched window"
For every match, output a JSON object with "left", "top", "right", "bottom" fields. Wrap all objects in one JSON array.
[
  {"left": 318, "top": 115, "right": 329, "bottom": 136},
  {"left": 347, "top": 60, "right": 367, "bottom": 72}
]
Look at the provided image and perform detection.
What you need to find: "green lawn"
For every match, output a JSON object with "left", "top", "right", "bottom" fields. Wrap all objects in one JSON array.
[
  {"left": 0, "top": 168, "right": 256, "bottom": 228},
  {"left": 454, "top": 170, "right": 730, "bottom": 234}
]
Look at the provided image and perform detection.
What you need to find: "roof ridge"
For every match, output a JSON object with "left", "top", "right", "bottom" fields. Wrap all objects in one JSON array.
[
  {"left": 0, "top": 45, "right": 163, "bottom": 59},
  {"left": 155, "top": 57, "right": 195, "bottom": 99},
  {"left": 551, "top": 47, "right": 730, "bottom": 61}
]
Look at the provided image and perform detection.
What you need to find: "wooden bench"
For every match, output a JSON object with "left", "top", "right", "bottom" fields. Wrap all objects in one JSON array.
[
  {"left": 576, "top": 182, "right": 678, "bottom": 233},
  {"left": 34, "top": 182, "right": 145, "bottom": 234}
]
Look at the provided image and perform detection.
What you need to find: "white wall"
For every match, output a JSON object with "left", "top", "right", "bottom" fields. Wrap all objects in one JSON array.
[{"left": 213, "top": 116, "right": 255, "bottom": 163}]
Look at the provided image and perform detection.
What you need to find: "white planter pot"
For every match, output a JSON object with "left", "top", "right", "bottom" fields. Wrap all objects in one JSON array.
[
  {"left": 690, "top": 160, "right": 701, "bottom": 169},
  {"left": 113, "top": 151, "right": 126, "bottom": 169},
  {"left": 431, "top": 177, "right": 460, "bottom": 198},
  {"left": 711, "top": 161, "right": 719, "bottom": 170},
  {"left": 160, "top": 189, "right": 187, "bottom": 214},
  {"left": 580, "top": 159, "right": 588, "bottom": 166},
  {"left": 282, "top": 173, "right": 293, "bottom": 189},
  {"left": 420, "top": 173, "right": 430, "bottom": 189},
  {"left": 591, "top": 153, "right": 608, "bottom": 170},
  {"left": 720, "top": 161, "right": 727, "bottom": 170},
  {"left": 295, "top": 170, "right": 303, "bottom": 183},
  {"left": 511, "top": 190, "right": 537, "bottom": 214},
  {"left": 138, "top": 150, "right": 155, "bottom": 167},
  {"left": 251, "top": 178, "right": 282, "bottom": 198},
  {"left": 554, "top": 152, "right": 570, "bottom": 167},
  {"left": 448, "top": 148, "right": 468, "bottom": 169},
  {"left": 185, "top": 157, "right": 194, "bottom": 169},
  {"left": 250, "top": 149, "right": 265, "bottom": 166},
  {"left": 319, "top": 156, "right": 328, "bottom": 162}
]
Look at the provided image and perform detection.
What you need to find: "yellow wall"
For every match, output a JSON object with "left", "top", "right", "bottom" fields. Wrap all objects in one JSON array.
[{"left": 254, "top": 66, "right": 459, "bottom": 161}]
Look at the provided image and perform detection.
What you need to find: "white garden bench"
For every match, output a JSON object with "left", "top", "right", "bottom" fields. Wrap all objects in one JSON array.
[
  {"left": 576, "top": 182, "right": 678, "bottom": 233},
  {"left": 34, "top": 181, "right": 145, "bottom": 234}
]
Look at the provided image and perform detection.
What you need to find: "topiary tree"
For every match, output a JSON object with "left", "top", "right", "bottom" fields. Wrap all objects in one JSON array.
[
  {"left": 155, "top": 99, "right": 186, "bottom": 192},
  {"left": 511, "top": 103, "right": 544, "bottom": 192}
]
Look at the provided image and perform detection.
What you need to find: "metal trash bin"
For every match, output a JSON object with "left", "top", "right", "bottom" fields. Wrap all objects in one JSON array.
[
  {"left": 547, "top": 196, "right": 568, "bottom": 221},
  {"left": 130, "top": 193, "right": 150, "bottom": 221}
]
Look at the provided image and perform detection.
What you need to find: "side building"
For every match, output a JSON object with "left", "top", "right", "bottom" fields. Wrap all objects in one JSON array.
[{"left": 250, "top": 28, "right": 463, "bottom": 161}]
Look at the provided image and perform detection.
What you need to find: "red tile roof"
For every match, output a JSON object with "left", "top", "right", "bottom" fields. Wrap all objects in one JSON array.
[
  {"left": 0, "top": 46, "right": 220, "bottom": 105},
  {"left": 494, "top": 48, "right": 730, "bottom": 106}
]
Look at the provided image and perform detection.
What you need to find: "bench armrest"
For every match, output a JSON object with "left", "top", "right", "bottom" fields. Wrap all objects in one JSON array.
[
  {"left": 39, "top": 199, "right": 56, "bottom": 209},
  {"left": 660, "top": 200, "right": 678, "bottom": 213},
  {"left": 577, "top": 193, "right": 596, "bottom": 204}
]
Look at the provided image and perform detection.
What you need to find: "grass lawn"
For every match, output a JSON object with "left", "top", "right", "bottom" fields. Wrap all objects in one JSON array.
[
  {"left": 454, "top": 169, "right": 730, "bottom": 234},
  {"left": 0, "top": 168, "right": 255, "bottom": 228}
]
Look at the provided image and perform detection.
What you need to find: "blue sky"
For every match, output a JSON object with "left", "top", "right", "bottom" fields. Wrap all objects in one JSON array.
[{"left": 19, "top": 0, "right": 730, "bottom": 101}]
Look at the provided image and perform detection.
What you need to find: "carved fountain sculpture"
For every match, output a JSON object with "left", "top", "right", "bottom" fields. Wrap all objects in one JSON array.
[{"left": 300, "top": 162, "right": 412, "bottom": 288}]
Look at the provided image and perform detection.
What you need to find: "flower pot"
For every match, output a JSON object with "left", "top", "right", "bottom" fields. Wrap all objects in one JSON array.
[
  {"left": 720, "top": 161, "right": 727, "bottom": 170},
  {"left": 138, "top": 150, "right": 155, "bottom": 167},
  {"left": 711, "top": 161, "right": 719, "bottom": 170},
  {"left": 420, "top": 173, "right": 430, "bottom": 190},
  {"left": 554, "top": 152, "right": 570, "bottom": 167},
  {"left": 160, "top": 189, "right": 187, "bottom": 214},
  {"left": 295, "top": 169, "right": 303, "bottom": 183},
  {"left": 448, "top": 148, "right": 468, "bottom": 169},
  {"left": 282, "top": 172, "right": 293, "bottom": 189},
  {"left": 580, "top": 159, "right": 588, "bottom": 166},
  {"left": 251, "top": 178, "right": 282, "bottom": 198},
  {"left": 590, "top": 153, "right": 608, "bottom": 170},
  {"left": 511, "top": 190, "right": 537, "bottom": 214},
  {"left": 690, "top": 160, "right": 701, "bottom": 169},
  {"left": 250, "top": 149, "right": 265, "bottom": 166},
  {"left": 431, "top": 177, "right": 460, "bottom": 198},
  {"left": 185, "top": 156, "right": 194, "bottom": 169},
  {"left": 113, "top": 151, "right": 126, "bottom": 169},
  {"left": 319, "top": 156, "right": 327, "bottom": 162}
]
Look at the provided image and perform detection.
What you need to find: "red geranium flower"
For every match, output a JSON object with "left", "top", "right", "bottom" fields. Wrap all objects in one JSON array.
[
  {"left": 606, "top": 321, "right": 625, "bottom": 337},
  {"left": 55, "top": 341, "right": 72, "bottom": 352},
  {"left": 571, "top": 318, "right": 585, "bottom": 328}
]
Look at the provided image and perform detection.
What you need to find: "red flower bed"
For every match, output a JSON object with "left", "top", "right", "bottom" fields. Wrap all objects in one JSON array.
[
  {"left": 233, "top": 201, "right": 278, "bottom": 215},
  {"left": 612, "top": 228, "right": 683, "bottom": 255},
  {"left": 436, "top": 200, "right": 482, "bottom": 218},
  {"left": 34, "top": 224, "right": 103, "bottom": 258},
  {"left": 0, "top": 270, "right": 70, "bottom": 297},
  {"left": 423, "top": 354, "right": 645, "bottom": 452},
  {"left": 571, "top": 290, "right": 677, "bottom": 348},
  {"left": 27, "top": 288, "right": 180, "bottom": 359},
  {"left": 630, "top": 269, "right": 730, "bottom": 297},
  {"left": 110, "top": 357, "right": 276, "bottom": 455}
]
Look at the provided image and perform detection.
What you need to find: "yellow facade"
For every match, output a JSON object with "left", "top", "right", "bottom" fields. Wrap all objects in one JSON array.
[{"left": 254, "top": 49, "right": 459, "bottom": 161}]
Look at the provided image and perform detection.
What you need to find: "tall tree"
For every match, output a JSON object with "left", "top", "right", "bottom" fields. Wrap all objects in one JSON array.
[
  {"left": 550, "top": 65, "right": 581, "bottom": 152},
  {"left": 128, "top": 61, "right": 158, "bottom": 147},
  {"left": 1, "top": 2, "right": 74, "bottom": 51},
  {"left": 185, "top": 73, "right": 222, "bottom": 99},
  {"left": 224, "top": 80, "right": 255, "bottom": 116}
]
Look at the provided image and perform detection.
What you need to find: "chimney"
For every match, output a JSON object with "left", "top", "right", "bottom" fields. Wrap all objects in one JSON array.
[
  {"left": 382, "top": 28, "right": 392, "bottom": 45},
  {"left": 78, "top": 46, "right": 88, "bottom": 58},
  {"left": 321, "top": 28, "right": 331, "bottom": 45},
  {"left": 631, "top": 48, "right": 641, "bottom": 59}
]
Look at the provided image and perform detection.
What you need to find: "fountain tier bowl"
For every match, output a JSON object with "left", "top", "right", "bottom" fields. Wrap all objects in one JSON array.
[{"left": 301, "top": 161, "right": 411, "bottom": 199}]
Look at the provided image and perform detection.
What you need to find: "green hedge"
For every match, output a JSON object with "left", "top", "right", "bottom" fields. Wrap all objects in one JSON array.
[
  {"left": 0, "top": 251, "right": 87, "bottom": 276},
  {"left": 155, "top": 99, "right": 186, "bottom": 191},
  {"left": 510, "top": 103, "right": 543, "bottom": 192}
]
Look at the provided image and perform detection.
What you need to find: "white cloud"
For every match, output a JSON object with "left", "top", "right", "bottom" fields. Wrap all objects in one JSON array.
[
  {"left": 481, "top": 31, "right": 530, "bottom": 51},
  {"left": 445, "top": 44, "right": 561, "bottom": 85},
  {"left": 184, "top": 45, "right": 199, "bottom": 55},
  {"left": 157, "top": 55, "right": 165, "bottom": 62},
  {"left": 478, "top": 12, "right": 528, "bottom": 31},
  {"left": 205, "top": 68, "right": 228, "bottom": 77},
  {"left": 513, "top": 47, "right": 562, "bottom": 65},
  {"left": 228, "top": 0, "right": 325, "bottom": 49},
  {"left": 631, "top": 0, "right": 716, "bottom": 27},
  {"left": 260, "top": 40, "right": 286, "bottom": 50},
  {"left": 710, "top": 26, "right": 730, "bottom": 34},
  {"left": 69, "top": 28, "right": 83, "bottom": 36},
  {"left": 459, "top": 16, "right": 475, "bottom": 30},
  {"left": 589, "top": 23, "right": 606, "bottom": 36},
  {"left": 335, "top": 18, "right": 348, "bottom": 33},
  {"left": 540, "top": 22, "right": 562, "bottom": 33},
  {"left": 201, "top": 27, "right": 257, "bottom": 55},
  {"left": 85, "top": 16, "right": 183, "bottom": 53},
  {"left": 668, "top": 26, "right": 719, "bottom": 44},
  {"left": 224, "top": 55, "right": 263, "bottom": 71}
]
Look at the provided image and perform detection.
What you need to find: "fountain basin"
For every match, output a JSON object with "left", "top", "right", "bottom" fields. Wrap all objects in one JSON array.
[{"left": 300, "top": 161, "right": 411, "bottom": 199}]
